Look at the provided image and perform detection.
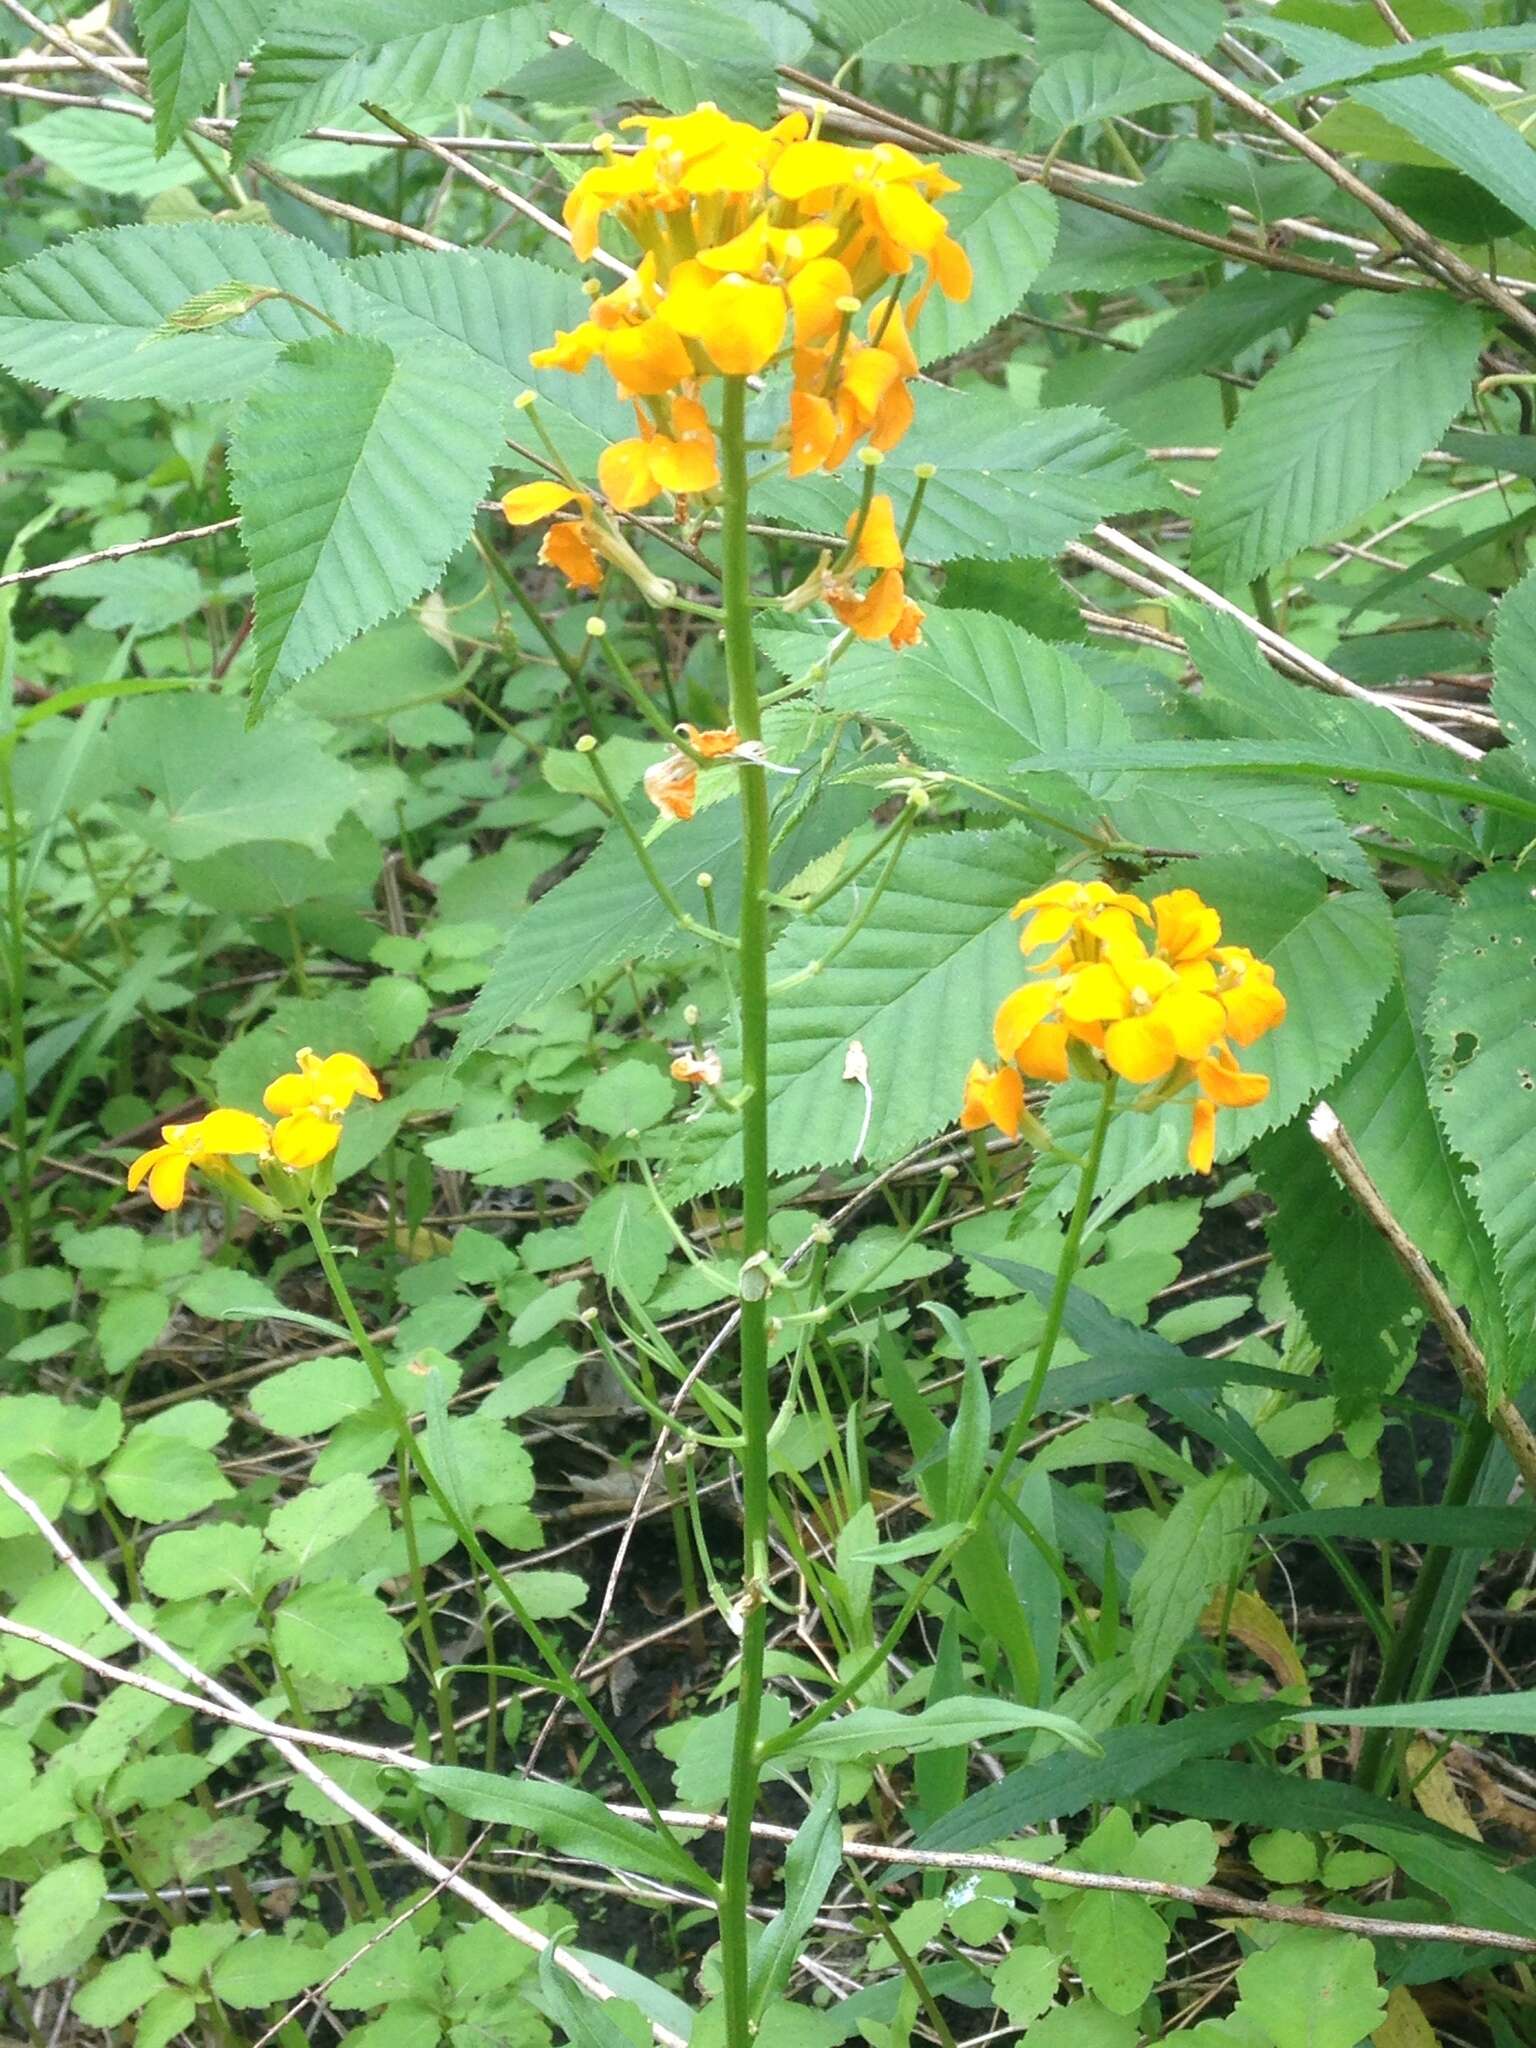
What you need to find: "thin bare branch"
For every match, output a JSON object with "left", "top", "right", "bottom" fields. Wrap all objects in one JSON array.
[{"left": 0, "top": 519, "right": 240, "bottom": 592}]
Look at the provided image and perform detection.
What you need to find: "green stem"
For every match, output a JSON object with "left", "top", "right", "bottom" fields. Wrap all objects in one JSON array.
[
  {"left": 1355, "top": 1411, "right": 1494, "bottom": 1795},
  {"left": 580, "top": 740, "right": 737, "bottom": 950},
  {"left": 1, "top": 758, "right": 30, "bottom": 1266},
  {"left": 718, "top": 372, "right": 775, "bottom": 2046}
]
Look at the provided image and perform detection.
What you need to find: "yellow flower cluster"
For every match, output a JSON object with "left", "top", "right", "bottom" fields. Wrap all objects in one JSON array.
[
  {"left": 126, "top": 1049, "right": 380, "bottom": 1211},
  {"left": 961, "top": 883, "right": 1285, "bottom": 1174},
  {"left": 503, "top": 104, "right": 969, "bottom": 638}
]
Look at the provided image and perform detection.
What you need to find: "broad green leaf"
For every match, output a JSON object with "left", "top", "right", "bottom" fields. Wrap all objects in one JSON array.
[
  {"left": 143, "top": 1523, "right": 266, "bottom": 1600},
  {"left": 667, "top": 827, "right": 1056, "bottom": 1194},
  {"left": 0, "top": 223, "right": 366, "bottom": 404},
  {"left": 266, "top": 1473, "right": 381, "bottom": 1572},
  {"left": 1031, "top": 41, "right": 1200, "bottom": 142},
  {"left": 23, "top": 109, "right": 221, "bottom": 198},
  {"left": 462, "top": 770, "right": 868, "bottom": 1050},
  {"left": 16, "top": 1860, "right": 108, "bottom": 1987},
  {"left": 271, "top": 1580, "right": 408, "bottom": 1684},
  {"left": 759, "top": 387, "right": 1169, "bottom": 563},
  {"left": 234, "top": 0, "right": 549, "bottom": 162},
  {"left": 815, "top": 0, "right": 1027, "bottom": 63},
  {"left": 822, "top": 607, "right": 1139, "bottom": 811},
  {"left": 107, "top": 695, "right": 364, "bottom": 858},
  {"left": 211, "top": 1936, "right": 329, "bottom": 2008},
  {"left": 912, "top": 163, "right": 1057, "bottom": 366},
  {"left": 1066, "top": 1891, "right": 1169, "bottom": 2017},
  {"left": 228, "top": 334, "right": 499, "bottom": 708},
  {"left": 132, "top": 0, "right": 279, "bottom": 153},
  {"left": 102, "top": 1428, "right": 234, "bottom": 1521},
  {"left": 580, "top": 1183, "right": 672, "bottom": 1302},
  {"left": 557, "top": 0, "right": 779, "bottom": 120},
  {"left": 1235, "top": 1929, "right": 1385, "bottom": 2048},
  {"left": 1020, "top": 2004, "right": 1138, "bottom": 2048},
  {"left": 1034, "top": 0, "right": 1220, "bottom": 62},
  {"left": 422, "top": 1766, "right": 712, "bottom": 1889},
  {"left": 1100, "top": 269, "right": 1334, "bottom": 402},
  {"left": 773, "top": 1696, "right": 1098, "bottom": 1765},
  {"left": 72, "top": 1951, "right": 168, "bottom": 2028},
  {"left": 1192, "top": 292, "right": 1486, "bottom": 586},
  {"left": 345, "top": 246, "right": 630, "bottom": 466},
  {"left": 1427, "top": 871, "right": 1536, "bottom": 1368}
]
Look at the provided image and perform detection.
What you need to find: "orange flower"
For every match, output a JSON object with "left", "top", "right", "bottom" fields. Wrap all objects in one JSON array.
[
  {"left": 599, "top": 396, "right": 719, "bottom": 510},
  {"left": 889, "top": 596, "right": 924, "bottom": 648},
  {"left": 961, "top": 1060, "right": 1023, "bottom": 1140},
  {"left": 788, "top": 388, "right": 839, "bottom": 476},
  {"left": 825, "top": 567, "right": 908, "bottom": 642},
  {"left": 671, "top": 1048, "right": 724, "bottom": 1087},
  {"left": 845, "top": 493, "right": 903, "bottom": 570},
  {"left": 643, "top": 726, "right": 740, "bottom": 822},
  {"left": 503, "top": 482, "right": 606, "bottom": 592}
]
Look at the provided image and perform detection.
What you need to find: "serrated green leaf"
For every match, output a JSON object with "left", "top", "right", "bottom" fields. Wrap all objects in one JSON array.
[
  {"left": 1250, "top": 16, "right": 1536, "bottom": 99},
  {"left": 16, "top": 1860, "right": 108, "bottom": 1988},
  {"left": 1031, "top": 40, "right": 1201, "bottom": 141},
  {"left": 822, "top": 607, "right": 1137, "bottom": 814},
  {"left": 911, "top": 161, "right": 1056, "bottom": 366},
  {"left": 72, "top": 1951, "right": 168, "bottom": 2029},
  {"left": 0, "top": 223, "right": 368, "bottom": 405},
  {"left": 1427, "top": 871, "right": 1536, "bottom": 1375},
  {"left": 1490, "top": 563, "right": 1536, "bottom": 773},
  {"left": 211, "top": 1935, "right": 328, "bottom": 2009},
  {"left": 132, "top": 0, "right": 279, "bottom": 154},
  {"left": 347, "top": 246, "right": 627, "bottom": 466},
  {"left": 1066, "top": 1889, "right": 1169, "bottom": 2017},
  {"left": 815, "top": 0, "right": 1027, "bottom": 64},
  {"left": 1235, "top": 1929, "right": 1385, "bottom": 2048},
  {"left": 667, "top": 828, "right": 1056, "bottom": 1195},
  {"left": 1192, "top": 293, "right": 1485, "bottom": 586},
  {"left": 102, "top": 1428, "right": 234, "bottom": 1521},
  {"left": 1035, "top": 0, "right": 1219, "bottom": 62},
  {"left": 758, "top": 387, "right": 1168, "bottom": 563},
  {"left": 422, "top": 1766, "right": 711, "bottom": 1888},
  {"left": 558, "top": 0, "right": 778, "bottom": 119},
  {"left": 233, "top": 0, "right": 550, "bottom": 163},
  {"left": 228, "top": 334, "right": 499, "bottom": 708}
]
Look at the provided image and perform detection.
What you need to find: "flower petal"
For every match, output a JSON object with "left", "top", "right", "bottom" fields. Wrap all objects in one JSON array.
[{"left": 502, "top": 481, "right": 581, "bottom": 525}]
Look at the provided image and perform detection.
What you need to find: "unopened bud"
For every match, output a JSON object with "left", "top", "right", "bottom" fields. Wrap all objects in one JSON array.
[
  {"left": 513, "top": 389, "right": 537, "bottom": 411},
  {"left": 684, "top": 1003, "right": 701, "bottom": 1027},
  {"left": 696, "top": 872, "right": 713, "bottom": 891},
  {"left": 913, "top": 462, "right": 936, "bottom": 481},
  {"left": 575, "top": 733, "right": 598, "bottom": 754},
  {"left": 859, "top": 447, "right": 884, "bottom": 468},
  {"left": 585, "top": 616, "right": 607, "bottom": 638},
  {"left": 834, "top": 295, "right": 861, "bottom": 315}
]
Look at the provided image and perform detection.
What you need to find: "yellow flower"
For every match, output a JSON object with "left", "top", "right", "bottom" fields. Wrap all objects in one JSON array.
[
  {"left": 845, "top": 493, "right": 903, "bottom": 571},
  {"left": 964, "top": 879, "right": 1283, "bottom": 1174},
  {"left": 960, "top": 1059, "right": 1023, "bottom": 1140},
  {"left": 599, "top": 395, "right": 719, "bottom": 510},
  {"left": 661, "top": 261, "right": 788, "bottom": 375},
  {"left": 126, "top": 1108, "right": 272, "bottom": 1212},
  {"left": 263, "top": 1049, "right": 381, "bottom": 1170}
]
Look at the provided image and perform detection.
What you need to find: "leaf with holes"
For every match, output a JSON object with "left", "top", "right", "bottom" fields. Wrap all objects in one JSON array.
[
  {"left": 233, "top": 0, "right": 551, "bottom": 163},
  {"left": 0, "top": 223, "right": 369, "bottom": 405},
  {"left": 760, "top": 387, "right": 1169, "bottom": 564},
  {"left": 557, "top": 0, "right": 778, "bottom": 120},
  {"left": 132, "top": 0, "right": 280, "bottom": 153},
  {"left": 911, "top": 161, "right": 1057, "bottom": 367},
  {"left": 228, "top": 334, "right": 499, "bottom": 710},
  {"left": 667, "top": 828, "right": 1057, "bottom": 1195},
  {"left": 1191, "top": 293, "right": 1486, "bottom": 587},
  {"left": 1427, "top": 871, "right": 1536, "bottom": 1379}
]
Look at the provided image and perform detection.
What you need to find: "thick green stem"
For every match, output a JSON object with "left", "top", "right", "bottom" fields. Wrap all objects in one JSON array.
[
  {"left": 1356, "top": 1411, "right": 1494, "bottom": 1795},
  {"left": 718, "top": 373, "right": 774, "bottom": 2047}
]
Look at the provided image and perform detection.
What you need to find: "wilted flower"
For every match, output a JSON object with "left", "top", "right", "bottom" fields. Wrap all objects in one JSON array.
[{"left": 644, "top": 725, "right": 741, "bottom": 822}]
